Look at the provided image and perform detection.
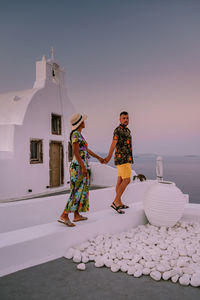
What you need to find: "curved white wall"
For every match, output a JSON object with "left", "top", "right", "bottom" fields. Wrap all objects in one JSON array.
[
  {"left": 90, "top": 162, "right": 137, "bottom": 186},
  {"left": 0, "top": 81, "right": 75, "bottom": 201}
]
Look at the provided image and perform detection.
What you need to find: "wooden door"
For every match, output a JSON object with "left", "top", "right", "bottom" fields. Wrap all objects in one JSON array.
[{"left": 49, "top": 142, "right": 64, "bottom": 187}]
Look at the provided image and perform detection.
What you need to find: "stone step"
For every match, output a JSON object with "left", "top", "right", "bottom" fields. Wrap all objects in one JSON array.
[
  {"left": 0, "top": 202, "right": 146, "bottom": 277},
  {"left": 0, "top": 181, "right": 155, "bottom": 233}
]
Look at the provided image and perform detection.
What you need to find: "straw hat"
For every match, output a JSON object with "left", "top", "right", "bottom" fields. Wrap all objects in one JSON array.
[{"left": 70, "top": 113, "right": 87, "bottom": 130}]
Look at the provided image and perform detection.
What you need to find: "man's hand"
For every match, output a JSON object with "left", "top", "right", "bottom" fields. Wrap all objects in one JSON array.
[
  {"left": 104, "top": 140, "right": 117, "bottom": 165},
  {"left": 98, "top": 157, "right": 105, "bottom": 164},
  {"left": 104, "top": 156, "right": 110, "bottom": 164}
]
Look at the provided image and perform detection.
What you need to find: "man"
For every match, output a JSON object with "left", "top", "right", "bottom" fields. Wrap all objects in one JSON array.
[{"left": 105, "top": 111, "right": 133, "bottom": 214}]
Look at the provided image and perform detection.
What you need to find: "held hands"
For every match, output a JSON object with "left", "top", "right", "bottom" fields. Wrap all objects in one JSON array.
[
  {"left": 98, "top": 157, "right": 106, "bottom": 164},
  {"left": 88, "top": 148, "right": 110, "bottom": 164},
  {"left": 97, "top": 156, "right": 110, "bottom": 164},
  {"left": 104, "top": 156, "right": 110, "bottom": 164}
]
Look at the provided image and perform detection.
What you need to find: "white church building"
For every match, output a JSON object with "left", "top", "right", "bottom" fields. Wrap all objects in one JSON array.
[{"left": 0, "top": 51, "right": 75, "bottom": 202}]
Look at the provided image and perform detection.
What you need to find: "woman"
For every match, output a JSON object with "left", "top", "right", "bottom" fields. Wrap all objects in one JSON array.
[{"left": 58, "top": 113, "right": 104, "bottom": 227}]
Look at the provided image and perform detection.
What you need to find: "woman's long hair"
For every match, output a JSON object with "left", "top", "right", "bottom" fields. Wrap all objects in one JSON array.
[
  {"left": 68, "top": 129, "right": 76, "bottom": 161},
  {"left": 70, "top": 129, "right": 76, "bottom": 143},
  {"left": 68, "top": 128, "right": 80, "bottom": 161}
]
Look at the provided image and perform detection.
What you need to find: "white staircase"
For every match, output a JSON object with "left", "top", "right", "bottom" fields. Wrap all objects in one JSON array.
[
  {"left": 0, "top": 181, "right": 190, "bottom": 277},
  {"left": 0, "top": 202, "right": 146, "bottom": 277}
]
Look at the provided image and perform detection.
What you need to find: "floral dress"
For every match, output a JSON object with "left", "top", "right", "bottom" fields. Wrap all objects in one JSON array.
[{"left": 64, "top": 131, "right": 89, "bottom": 213}]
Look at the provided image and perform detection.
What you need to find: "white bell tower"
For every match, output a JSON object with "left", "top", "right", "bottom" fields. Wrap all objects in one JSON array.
[{"left": 33, "top": 48, "right": 65, "bottom": 88}]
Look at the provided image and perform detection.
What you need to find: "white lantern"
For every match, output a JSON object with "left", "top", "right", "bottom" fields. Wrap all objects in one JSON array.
[{"left": 144, "top": 181, "right": 186, "bottom": 227}]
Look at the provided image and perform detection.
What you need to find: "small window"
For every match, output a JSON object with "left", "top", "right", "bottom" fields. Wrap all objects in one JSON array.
[
  {"left": 30, "top": 140, "right": 43, "bottom": 164},
  {"left": 51, "top": 114, "right": 62, "bottom": 135}
]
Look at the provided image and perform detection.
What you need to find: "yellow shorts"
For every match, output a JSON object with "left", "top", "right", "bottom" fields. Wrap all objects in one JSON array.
[{"left": 116, "top": 163, "right": 131, "bottom": 179}]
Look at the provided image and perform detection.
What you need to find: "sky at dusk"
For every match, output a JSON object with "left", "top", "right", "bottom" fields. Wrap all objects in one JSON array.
[{"left": 0, "top": 0, "right": 200, "bottom": 155}]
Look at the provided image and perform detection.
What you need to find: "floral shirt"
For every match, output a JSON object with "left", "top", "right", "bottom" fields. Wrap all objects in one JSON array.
[
  {"left": 113, "top": 124, "right": 133, "bottom": 165},
  {"left": 71, "top": 131, "right": 89, "bottom": 168}
]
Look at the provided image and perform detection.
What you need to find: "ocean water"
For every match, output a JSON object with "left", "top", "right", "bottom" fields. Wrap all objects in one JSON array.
[{"left": 90, "top": 154, "right": 200, "bottom": 204}]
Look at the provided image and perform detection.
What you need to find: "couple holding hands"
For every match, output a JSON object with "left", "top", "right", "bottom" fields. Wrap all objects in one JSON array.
[{"left": 58, "top": 111, "right": 133, "bottom": 227}]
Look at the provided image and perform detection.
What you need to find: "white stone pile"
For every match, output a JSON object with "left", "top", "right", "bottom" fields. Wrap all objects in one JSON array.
[{"left": 64, "top": 221, "right": 200, "bottom": 287}]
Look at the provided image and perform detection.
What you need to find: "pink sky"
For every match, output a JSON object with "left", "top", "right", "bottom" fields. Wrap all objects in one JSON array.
[
  {"left": 71, "top": 69, "right": 200, "bottom": 155},
  {"left": 0, "top": 1, "right": 200, "bottom": 155}
]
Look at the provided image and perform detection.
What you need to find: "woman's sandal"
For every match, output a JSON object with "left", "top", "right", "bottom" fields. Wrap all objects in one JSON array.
[
  {"left": 111, "top": 202, "right": 125, "bottom": 214},
  {"left": 119, "top": 204, "right": 129, "bottom": 209},
  {"left": 57, "top": 219, "right": 76, "bottom": 227},
  {"left": 73, "top": 216, "right": 88, "bottom": 222}
]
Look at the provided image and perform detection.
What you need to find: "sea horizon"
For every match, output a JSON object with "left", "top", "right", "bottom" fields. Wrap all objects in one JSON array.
[{"left": 89, "top": 154, "right": 200, "bottom": 204}]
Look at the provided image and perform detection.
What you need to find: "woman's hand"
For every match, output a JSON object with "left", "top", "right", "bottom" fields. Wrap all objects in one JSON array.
[
  {"left": 81, "top": 165, "right": 88, "bottom": 177},
  {"left": 87, "top": 148, "right": 106, "bottom": 164}
]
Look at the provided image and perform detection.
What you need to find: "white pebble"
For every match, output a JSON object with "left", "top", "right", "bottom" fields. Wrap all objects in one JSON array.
[
  {"left": 127, "top": 260, "right": 135, "bottom": 266},
  {"left": 150, "top": 271, "right": 161, "bottom": 281},
  {"left": 73, "top": 252, "right": 82, "bottom": 263},
  {"left": 78, "top": 242, "right": 89, "bottom": 251},
  {"left": 89, "top": 255, "right": 95, "bottom": 261},
  {"left": 190, "top": 273, "right": 200, "bottom": 287},
  {"left": 77, "top": 263, "right": 86, "bottom": 271},
  {"left": 123, "top": 253, "right": 132, "bottom": 260},
  {"left": 117, "top": 253, "right": 123, "bottom": 260},
  {"left": 134, "top": 270, "right": 143, "bottom": 278},
  {"left": 87, "top": 247, "right": 95, "bottom": 255},
  {"left": 162, "top": 271, "right": 172, "bottom": 280},
  {"left": 182, "top": 267, "right": 193, "bottom": 275},
  {"left": 156, "top": 264, "right": 167, "bottom": 273},
  {"left": 133, "top": 254, "right": 142, "bottom": 263},
  {"left": 159, "top": 243, "right": 168, "bottom": 250},
  {"left": 171, "top": 269, "right": 180, "bottom": 277},
  {"left": 64, "top": 248, "right": 74, "bottom": 260},
  {"left": 177, "top": 257, "right": 189, "bottom": 268},
  {"left": 146, "top": 261, "right": 156, "bottom": 269},
  {"left": 143, "top": 268, "right": 151, "bottom": 275},
  {"left": 169, "top": 260, "right": 176, "bottom": 267},
  {"left": 120, "top": 264, "right": 128, "bottom": 272},
  {"left": 192, "top": 254, "right": 200, "bottom": 263},
  {"left": 171, "top": 274, "right": 179, "bottom": 283},
  {"left": 187, "top": 247, "right": 195, "bottom": 257},
  {"left": 139, "top": 259, "right": 146, "bottom": 266},
  {"left": 111, "top": 264, "right": 120, "bottom": 272},
  {"left": 65, "top": 221, "right": 200, "bottom": 288},
  {"left": 82, "top": 256, "right": 89, "bottom": 263},
  {"left": 104, "top": 259, "right": 112, "bottom": 268},
  {"left": 127, "top": 267, "right": 136, "bottom": 275},
  {"left": 179, "top": 274, "right": 190, "bottom": 286},
  {"left": 95, "top": 258, "right": 104, "bottom": 268}
]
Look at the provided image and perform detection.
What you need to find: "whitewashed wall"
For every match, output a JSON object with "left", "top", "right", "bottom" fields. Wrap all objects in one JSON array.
[{"left": 0, "top": 59, "right": 75, "bottom": 201}]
